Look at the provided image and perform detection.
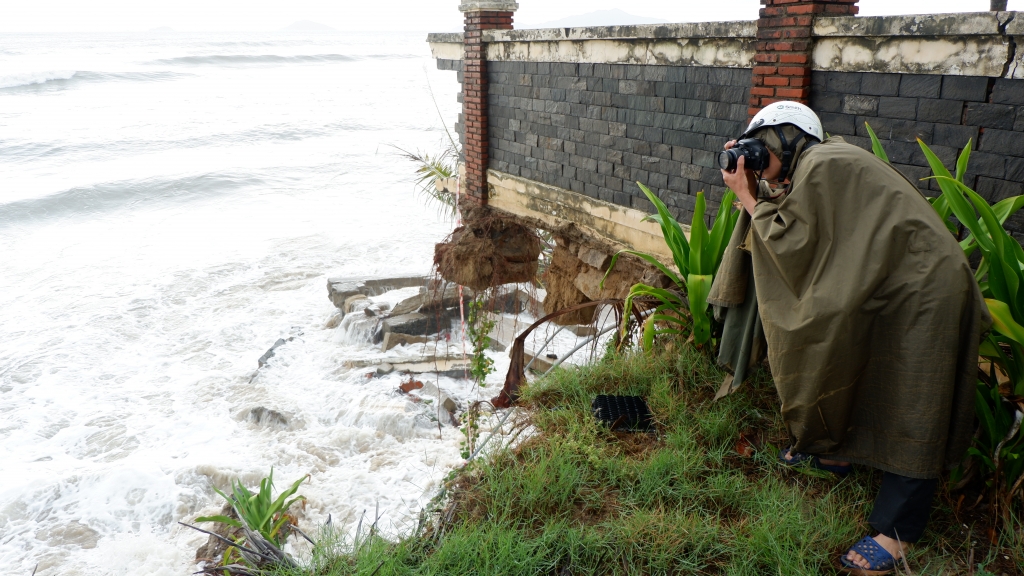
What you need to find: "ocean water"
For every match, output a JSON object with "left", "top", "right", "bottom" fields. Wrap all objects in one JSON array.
[{"left": 0, "top": 30, "right": 514, "bottom": 574}]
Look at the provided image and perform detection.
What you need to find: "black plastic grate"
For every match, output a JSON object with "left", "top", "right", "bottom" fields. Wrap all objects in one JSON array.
[{"left": 591, "top": 395, "right": 654, "bottom": 432}]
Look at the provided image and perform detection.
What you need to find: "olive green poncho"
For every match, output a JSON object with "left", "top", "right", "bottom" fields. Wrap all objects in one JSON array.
[{"left": 750, "top": 137, "right": 990, "bottom": 479}]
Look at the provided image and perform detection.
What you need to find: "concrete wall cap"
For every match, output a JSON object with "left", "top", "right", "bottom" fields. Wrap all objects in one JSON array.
[
  {"left": 813, "top": 12, "right": 1019, "bottom": 37},
  {"left": 486, "top": 21, "right": 756, "bottom": 42},
  {"left": 459, "top": 0, "right": 518, "bottom": 12}
]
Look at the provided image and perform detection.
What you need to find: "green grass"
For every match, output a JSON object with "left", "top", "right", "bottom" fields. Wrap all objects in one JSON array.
[{"left": 267, "top": 344, "right": 1023, "bottom": 575}]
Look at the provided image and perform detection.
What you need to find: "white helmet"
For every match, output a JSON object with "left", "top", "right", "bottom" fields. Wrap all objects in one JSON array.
[{"left": 741, "top": 101, "right": 823, "bottom": 142}]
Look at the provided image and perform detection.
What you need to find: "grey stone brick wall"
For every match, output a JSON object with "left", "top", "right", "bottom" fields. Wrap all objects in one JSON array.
[
  {"left": 810, "top": 71, "right": 1024, "bottom": 235},
  {"left": 438, "top": 58, "right": 751, "bottom": 222},
  {"left": 487, "top": 62, "right": 751, "bottom": 222}
]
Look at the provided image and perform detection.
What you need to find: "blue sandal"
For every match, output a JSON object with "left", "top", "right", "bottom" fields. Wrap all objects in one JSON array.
[
  {"left": 839, "top": 535, "right": 898, "bottom": 575},
  {"left": 778, "top": 447, "right": 852, "bottom": 476}
]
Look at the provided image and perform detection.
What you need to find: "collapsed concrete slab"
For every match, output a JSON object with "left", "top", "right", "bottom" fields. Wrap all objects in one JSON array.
[{"left": 327, "top": 275, "right": 426, "bottom": 309}]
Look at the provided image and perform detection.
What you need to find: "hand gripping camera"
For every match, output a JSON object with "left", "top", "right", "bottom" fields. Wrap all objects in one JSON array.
[{"left": 717, "top": 138, "right": 771, "bottom": 173}]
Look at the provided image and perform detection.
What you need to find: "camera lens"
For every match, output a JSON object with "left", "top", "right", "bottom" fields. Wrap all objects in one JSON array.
[{"left": 717, "top": 149, "right": 737, "bottom": 171}]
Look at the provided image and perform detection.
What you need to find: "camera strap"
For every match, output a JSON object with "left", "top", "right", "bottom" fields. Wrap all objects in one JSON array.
[{"left": 774, "top": 125, "right": 805, "bottom": 182}]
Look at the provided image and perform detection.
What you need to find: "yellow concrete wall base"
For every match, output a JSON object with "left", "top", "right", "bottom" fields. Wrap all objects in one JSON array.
[{"left": 484, "top": 169, "right": 681, "bottom": 264}]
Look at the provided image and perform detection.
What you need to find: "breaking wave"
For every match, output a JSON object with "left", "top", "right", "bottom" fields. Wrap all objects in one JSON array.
[
  {"left": 0, "top": 70, "right": 190, "bottom": 91},
  {"left": 0, "top": 70, "right": 77, "bottom": 89},
  {"left": 0, "top": 172, "right": 265, "bottom": 225}
]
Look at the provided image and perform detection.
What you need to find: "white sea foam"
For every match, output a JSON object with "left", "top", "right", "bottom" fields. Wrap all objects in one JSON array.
[
  {"left": 0, "top": 70, "right": 77, "bottom": 89},
  {"left": 0, "top": 29, "right": 614, "bottom": 576}
]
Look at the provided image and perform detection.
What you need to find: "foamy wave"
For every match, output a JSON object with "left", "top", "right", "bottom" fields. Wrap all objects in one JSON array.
[{"left": 0, "top": 71, "right": 77, "bottom": 89}]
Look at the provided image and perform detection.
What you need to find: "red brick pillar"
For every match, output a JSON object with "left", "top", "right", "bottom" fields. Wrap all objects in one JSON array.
[
  {"left": 750, "top": 0, "right": 859, "bottom": 118},
  {"left": 460, "top": 1, "right": 517, "bottom": 205}
]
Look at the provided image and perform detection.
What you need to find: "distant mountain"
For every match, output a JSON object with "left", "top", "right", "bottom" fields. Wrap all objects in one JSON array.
[
  {"left": 527, "top": 9, "right": 667, "bottom": 28},
  {"left": 282, "top": 20, "right": 338, "bottom": 33}
]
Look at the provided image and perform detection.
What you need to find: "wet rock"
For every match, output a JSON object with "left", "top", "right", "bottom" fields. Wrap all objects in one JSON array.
[
  {"left": 421, "top": 282, "right": 474, "bottom": 312},
  {"left": 363, "top": 304, "right": 383, "bottom": 317},
  {"left": 390, "top": 293, "right": 425, "bottom": 316},
  {"left": 578, "top": 246, "right": 612, "bottom": 270},
  {"left": 343, "top": 294, "right": 369, "bottom": 313},
  {"left": 381, "top": 333, "right": 430, "bottom": 351},
  {"left": 246, "top": 407, "right": 289, "bottom": 428},
  {"left": 542, "top": 242, "right": 595, "bottom": 325},
  {"left": 376, "top": 311, "right": 457, "bottom": 343},
  {"left": 376, "top": 363, "right": 394, "bottom": 376},
  {"left": 324, "top": 311, "right": 344, "bottom": 329},
  {"left": 258, "top": 337, "right": 294, "bottom": 368},
  {"left": 327, "top": 275, "right": 426, "bottom": 309},
  {"left": 417, "top": 382, "right": 458, "bottom": 413},
  {"left": 399, "top": 378, "right": 424, "bottom": 393}
]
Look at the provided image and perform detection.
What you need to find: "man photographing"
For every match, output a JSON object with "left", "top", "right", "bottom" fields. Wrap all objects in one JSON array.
[{"left": 718, "top": 102, "right": 990, "bottom": 575}]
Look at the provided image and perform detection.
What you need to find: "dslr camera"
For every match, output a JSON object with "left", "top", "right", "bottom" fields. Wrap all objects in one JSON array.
[{"left": 717, "top": 138, "right": 771, "bottom": 172}]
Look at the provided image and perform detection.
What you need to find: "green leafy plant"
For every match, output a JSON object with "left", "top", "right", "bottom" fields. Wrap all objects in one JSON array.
[
  {"left": 913, "top": 134, "right": 1024, "bottom": 520},
  {"left": 391, "top": 141, "right": 459, "bottom": 219},
  {"left": 466, "top": 296, "right": 496, "bottom": 386},
  {"left": 603, "top": 183, "right": 740, "bottom": 348},
  {"left": 197, "top": 468, "right": 307, "bottom": 549}
]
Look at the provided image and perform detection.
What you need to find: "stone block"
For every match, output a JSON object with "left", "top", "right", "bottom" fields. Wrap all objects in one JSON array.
[
  {"left": 1006, "top": 157, "right": 1024, "bottom": 182},
  {"left": 980, "top": 129, "right": 1024, "bottom": 157},
  {"left": 860, "top": 73, "right": 901, "bottom": 96},
  {"left": 877, "top": 97, "right": 918, "bottom": 120},
  {"left": 992, "top": 79, "right": 1024, "bottom": 105},
  {"left": 917, "top": 99, "right": 963, "bottom": 123},
  {"left": 825, "top": 71, "right": 861, "bottom": 94},
  {"left": 932, "top": 123, "right": 979, "bottom": 148},
  {"left": 899, "top": 75, "right": 941, "bottom": 98},
  {"left": 941, "top": 76, "right": 989, "bottom": 102},
  {"left": 966, "top": 151, "right": 1006, "bottom": 179},
  {"left": 820, "top": 112, "right": 856, "bottom": 135},
  {"left": 809, "top": 91, "right": 843, "bottom": 113},
  {"left": 382, "top": 332, "right": 430, "bottom": 352},
  {"left": 891, "top": 163, "right": 931, "bottom": 188},
  {"left": 843, "top": 95, "right": 879, "bottom": 116},
  {"left": 977, "top": 177, "right": 1024, "bottom": 202},
  {"left": 965, "top": 103, "right": 1017, "bottom": 130}
]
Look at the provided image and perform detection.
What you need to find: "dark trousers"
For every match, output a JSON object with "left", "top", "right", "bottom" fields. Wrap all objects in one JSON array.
[{"left": 867, "top": 472, "right": 939, "bottom": 543}]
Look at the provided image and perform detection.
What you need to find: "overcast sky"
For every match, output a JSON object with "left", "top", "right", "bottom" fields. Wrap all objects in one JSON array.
[{"left": 1, "top": 0, "right": 1020, "bottom": 33}]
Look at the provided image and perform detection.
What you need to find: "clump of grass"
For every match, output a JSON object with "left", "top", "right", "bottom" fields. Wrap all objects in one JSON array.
[{"left": 264, "top": 343, "right": 1021, "bottom": 575}]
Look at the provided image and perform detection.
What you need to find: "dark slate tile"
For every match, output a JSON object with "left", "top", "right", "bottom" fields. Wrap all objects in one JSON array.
[
  {"left": 917, "top": 98, "right": 963, "bottom": 123},
  {"left": 825, "top": 71, "right": 861, "bottom": 94},
  {"left": 892, "top": 163, "right": 931, "bottom": 187},
  {"left": 941, "top": 76, "right": 989, "bottom": 102},
  {"left": 899, "top": 74, "right": 941, "bottom": 98},
  {"left": 686, "top": 67, "right": 710, "bottom": 84},
  {"left": 1006, "top": 157, "right": 1024, "bottom": 182},
  {"left": 932, "top": 123, "right": 979, "bottom": 148},
  {"left": 992, "top": 79, "right": 1024, "bottom": 105},
  {"left": 1015, "top": 107, "right": 1024, "bottom": 131},
  {"left": 980, "top": 129, "right": 1024, "bottom": 157},
  {"left": 820, "top": 112, "right": 856, "bottom": 136},
  {"left": 843, "top": 94, "right": 879, "bottom": 116},
  {"left": 966, "top": 151, "right": 1006, "bottom": 179},
  {"left": 860, "top": 73, "right": 901, "bottom": 96},
  {"left": 810, "top": 71, "right": 828, "bottom": 90},
  {"left": 965, "top": 103, "right": 1017, "bottom": 130},
  {"left": 877, "top": 97, "right": 918, "bottom": 120},
  {"left": 977, "top": 177, "right": 1024, "bottom": 202},
  {"left": 810, "top": 91, "right": 843, "bottom": 114},
  {"left": 663, "top": 130, "right": 705, "bottom": 149}
]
